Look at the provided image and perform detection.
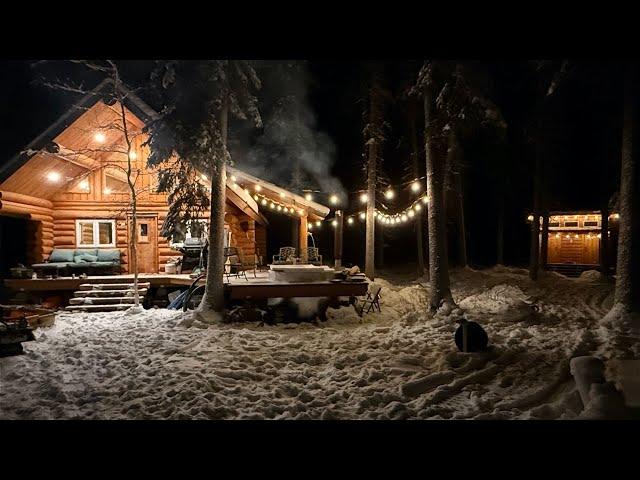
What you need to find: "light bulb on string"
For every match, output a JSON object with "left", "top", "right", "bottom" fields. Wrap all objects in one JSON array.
[
  {"left": 411, "top": 181, "right": 421, "bottom": 192},
  {"left": 347, "top": 217, "right": 354, "bottom": 225},
  {"left": 359, "top": 212, "right": 366, "bottom": 220},
  {"left": 329, "top": 194, "right": 339, "bottom": 205},
  {"left": 385, "top": 189, "right": 395, "bottom": 200},
  {"left": 360, "top": 193, "right": 368, "bottom": 204},
  {"left": 305, "top": 193, "right": 313, "bottom": 201}
]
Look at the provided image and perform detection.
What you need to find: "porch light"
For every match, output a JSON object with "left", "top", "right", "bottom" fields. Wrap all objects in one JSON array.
[
  {"left": 94, "top": 132, "right": 106, "bottom": 143},
  {"left": 359, "top": 212, "right": 366, "bottom": 220},
  {"left": 411, "top": 181, "right": 421, "bottom": 192},
  {"left": 347, "top": 217, "right": 354, "bottom": 225},
  {"left": 305, "top": 193, "right": 313, "bottom": 201},
  {"left": 329, "top": 194, "right": 339, "bottom": 205},
  {"left": 46, "top": 171, "right": 61, "bottom": 182},
  {"left": 360, "top": 193, "right": 368, "bottom": 204},
  {"left": 385, "top": 189, "right": 394, "bottom": 200}
]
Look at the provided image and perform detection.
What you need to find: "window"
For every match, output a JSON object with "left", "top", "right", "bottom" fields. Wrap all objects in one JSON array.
[
  {"left": 76, "top": 220, "right": 116, "bottom": 247},
  {"left": 170, "top": 219, "right": 209, "bottom": 248}
]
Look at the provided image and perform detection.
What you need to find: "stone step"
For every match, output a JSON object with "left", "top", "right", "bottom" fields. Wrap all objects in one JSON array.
[
  {"left": 78, "top": 282, "right": 151, "bottom": 291},
  {"left": 69, "top": 297, "right": 138, "bottom": 306},
  {"left": 65, "top": 304, "right": 133, "bottom": 312},
  {"left": 73, "top": 289, "right": 148, "bottom": 298}
]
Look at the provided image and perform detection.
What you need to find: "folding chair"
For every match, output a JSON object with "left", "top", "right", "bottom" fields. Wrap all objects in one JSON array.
[{"left": 355, "top": 284, "right": 382, "bottom": 317}]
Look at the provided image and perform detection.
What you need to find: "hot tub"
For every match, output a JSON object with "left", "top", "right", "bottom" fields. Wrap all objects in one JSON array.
[{"left": 268, "top": 264, "right": 335, "bottom": 283}]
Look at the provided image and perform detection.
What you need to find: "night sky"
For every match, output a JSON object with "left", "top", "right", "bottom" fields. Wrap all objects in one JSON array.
[{"left": 0, "top": 60, "right": 624, "bottom": 269}]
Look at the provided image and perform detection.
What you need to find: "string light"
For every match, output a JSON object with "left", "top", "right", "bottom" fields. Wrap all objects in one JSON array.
[
  {"left": 305, "top": 193, "right": 313, "bottom": 201},
  {"left": 128, "top": 150, "right": 137, "bottom": 160},
  {"left": 411, "top": 181, "right": 421, "bottom": 192},
  {"left": 332, "top": 219, "right": 338, "bottom": 227},
  {"left": 94, "top": 132, "right": 106, "bottom": 143},
  {"left": 316, "top": 221, "right": 322, "bottom": 227},
  {"left": 360, "top": 193, "right": 368, "bottom": 204},
  {"left": 347, "top": 217, "right": 354, "bottom": 225},
  {"left": 359, "top": 212, "right": 366, "bottom": 220},
  {"left": 255, "top": 184, "right": 262, "bottom": 192},
  {"left": 329, "top": 194, "right": 339, "bottom": 205},
  {"left": 385, "top": 189, "right": 395, "bottom": 200}
]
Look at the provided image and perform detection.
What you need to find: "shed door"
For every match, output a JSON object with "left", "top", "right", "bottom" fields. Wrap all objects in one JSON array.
[{"left": 129, "top": 216, "right": 158, "bottom": 273}]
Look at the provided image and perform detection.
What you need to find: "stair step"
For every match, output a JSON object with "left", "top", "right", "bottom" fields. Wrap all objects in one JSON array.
[
  {"left": 65, "top": 304, "right": 133, "bottom": 312},
  {"left": 74, "top": 289, "right": 148, "bottom": 298},
  {"left": 69, "top": 297, "right": 138, "bottom": 306},
  {"left": 79, "top": 282, "right": 151, "bottom": 291}
]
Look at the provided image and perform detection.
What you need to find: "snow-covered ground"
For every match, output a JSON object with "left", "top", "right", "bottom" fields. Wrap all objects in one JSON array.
[{"left": 1, "top": 267, "right": 636, "bottom": 420}]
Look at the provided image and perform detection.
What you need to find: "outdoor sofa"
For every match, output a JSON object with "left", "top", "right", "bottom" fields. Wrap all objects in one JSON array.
[{"left": 31, "top": 248, "right": 122, "bottom": 277}]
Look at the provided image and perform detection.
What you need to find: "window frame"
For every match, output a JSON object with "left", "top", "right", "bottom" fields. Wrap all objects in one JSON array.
[{"left": 75, "top": 219, "right": 117, "bottom": 248}]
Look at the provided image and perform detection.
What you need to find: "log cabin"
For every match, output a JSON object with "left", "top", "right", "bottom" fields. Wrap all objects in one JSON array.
[
  {"left": 0, "top": 79, "right": 330, "bottom": 276},
  {"left": 535, "top": 210, "right": 619, "bottom": 277}
]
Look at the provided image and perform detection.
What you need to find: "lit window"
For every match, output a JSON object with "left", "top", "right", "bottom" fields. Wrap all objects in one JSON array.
[{"left": 76, "top": 220, "right": 116, "bottom": 247}]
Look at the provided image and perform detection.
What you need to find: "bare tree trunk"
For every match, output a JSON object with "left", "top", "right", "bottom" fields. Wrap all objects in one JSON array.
[
  {"left": 409, "top": 100, "right": 425, "bottom": 275},
  {"left": 425, "top": 91, "right": 455, "bottom": 311},
  {"left": 540, "top": 212, "right": 549, "bottom": 270},
  {"left": 365, "top": 81, "right": 381, "bottom": 280},
  {"left": 612, "top": 66, "right": 640, "bottom": 313},
  {"left": 529, "top": 138, "right": 543, "bottom": 281},
  {"left": 600, "top": 202, "right": 609, "bottom": 277},
  {"left": 198, "top": 102, "right": 229, "bottom": 320},
  {"left": 496, "top": 184, "right": 505, "bottom": 265},
  {"left": 114, "top": 75, "right": 140, "bottom": 308}
]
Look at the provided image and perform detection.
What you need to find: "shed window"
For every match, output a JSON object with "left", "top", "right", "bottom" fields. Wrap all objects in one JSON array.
[
  {"left": 584, "top": 221, "right": 598, "bottom": 227},
  {"left": 564, "top": 221, "right": 579, "bottom": 227},
  {"left": 76, "top": 220, "right": 116, "bottom": 247}
]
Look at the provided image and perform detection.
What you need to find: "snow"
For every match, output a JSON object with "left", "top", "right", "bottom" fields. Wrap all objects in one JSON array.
[{"left": 0, "top": 267, "right": 631, "bottom": 420}]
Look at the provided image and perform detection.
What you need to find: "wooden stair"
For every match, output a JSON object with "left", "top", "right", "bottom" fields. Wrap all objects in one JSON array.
[{"left": 65, "top": 283, "right": 150, "bottom": 312}]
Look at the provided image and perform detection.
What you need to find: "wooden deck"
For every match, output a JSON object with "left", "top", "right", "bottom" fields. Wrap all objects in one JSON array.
[{"left": 3, "top": 271, "right": 369, "bottom": 300}]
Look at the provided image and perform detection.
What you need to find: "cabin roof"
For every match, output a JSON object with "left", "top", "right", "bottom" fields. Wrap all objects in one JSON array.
[{"left": 0, "top": 79, "right": 329, "bottom": 223}]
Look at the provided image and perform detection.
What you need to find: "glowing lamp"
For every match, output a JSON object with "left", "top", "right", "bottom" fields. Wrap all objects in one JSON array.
[
  {"left": 46, "top": 171, "right": 61, "bottom": 182},
  {"left": 104, "top": 187, "right": 112, "bottom": 195},
  {"left": 261, "top": 199, "right": 267, "bottom": 206},
  {"left": 329, "top": 194, "right": 339, "bottom": 205},
  {"left": 347, "top": 217, "right": 354, "bottom": 225},
  {"left": 280, "top": 192, "right": 286, "bottom": 199},
  {"left": 270, "top": 203, "right": 275, "bottom": 209},
  {"left": 384, "top": 189, "right": 394, "bottom": 200},
  {"left": 305, "top": 193, "right": 313, "bottom": 201},
  {"left": 316, "top": 221, "right": 322, "bottom": 227},
  {"left": 255, "top": 184, "right": 262, "bottom": 192},
  {"left": 527, "top": 215, "right": 534, "bottom": 222},
  {"left": 415, "top": 204, "right": 422, "bottom": 211},
  {"left": 299, "top": 210, "right": 305, "bottom": 216},
  {"left": 128, "top": 150, "right": 137, "bottom": 160},
  {"left": 359, "top": 212, "right": 366, "bottom": 220},
  {"left": 411, "top": 181, "right": 421, "bottom": 192},
  {"left": 231, "top": 175, "right": 237, "bottom": 182},
  {"left": 79, "top": 179, "right": 89, "bottom": 190},
  {"left": 360, "top": 193, "right": 368, "bottom": 204},
  {"left": 422, "top": 196, "right": 429, "bottom": 204},
  {"left": 277, "top": 205, "right": 282, "bottom": 211},
  {"left": 94, "top": 132, "right": 106, "bottom": 143},
  {"left": 253, "top": 194, "right": 259, "bottom": 201},
  {"left": 332, "top": 220, "right": 338, "bottom": 227}
]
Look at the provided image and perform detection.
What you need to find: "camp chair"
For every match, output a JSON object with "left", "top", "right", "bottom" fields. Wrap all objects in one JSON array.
[
  {"left": 300, "top": 247, "right": 323, "bottom": 265},
  {"left": 272, "top": 246, "right": 297, "bottom": 265},
  {"left": 355, "top": 284, "right": 382, "bottom": 317}
]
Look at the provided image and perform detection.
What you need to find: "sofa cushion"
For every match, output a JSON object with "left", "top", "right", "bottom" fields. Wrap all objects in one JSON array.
[
  {"left": 48, "top": 249, "right": 75, "bottom": 263},
  {"left": 74, "top": 254, "right": 98, "bottom": 263},
  {"left": 75, "top": 248, "right": 98, "bottom": 257},
  {"left": 97, "top": 249, "right": 121, "bottom": 263}
]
